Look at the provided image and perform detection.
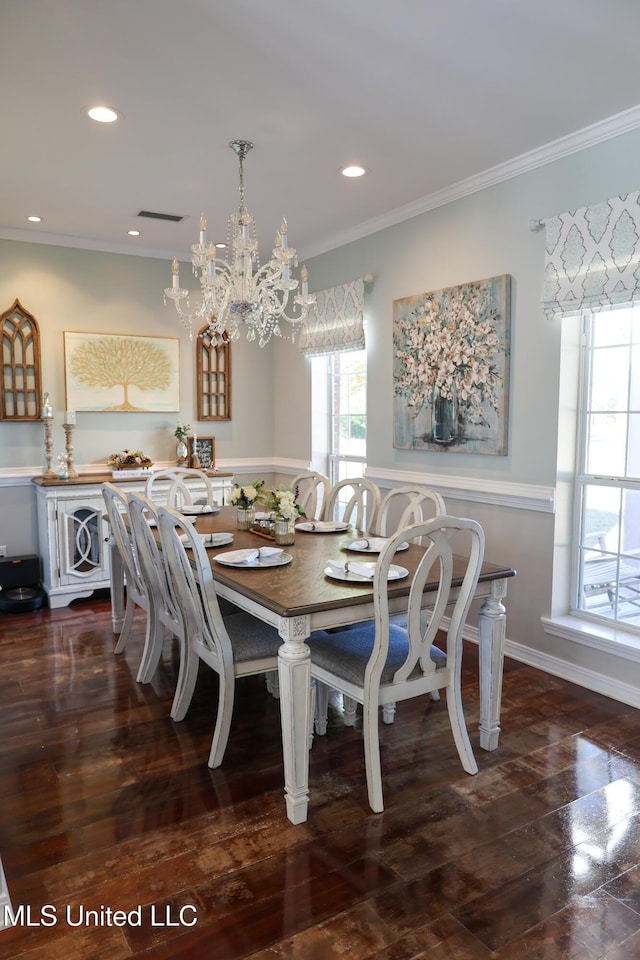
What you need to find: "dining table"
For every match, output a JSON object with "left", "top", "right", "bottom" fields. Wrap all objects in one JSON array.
[{"left": 109, "top": 505, "right": 516, "bottom": 824}]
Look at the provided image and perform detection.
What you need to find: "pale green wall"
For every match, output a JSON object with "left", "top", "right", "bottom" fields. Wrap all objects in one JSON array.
[
  {"left": 276, "top": 128, "right": 640, "bottom": 482},
  {"left": 0, "top": 240, "right": 275, "bottom": 471},
  {"left": 272, "top": 126, "right": 640, "bottom": 689}
]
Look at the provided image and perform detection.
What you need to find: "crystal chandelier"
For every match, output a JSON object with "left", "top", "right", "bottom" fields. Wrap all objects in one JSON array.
[{"left": 164, "top": 139, "right": 316, "bottom": 346}]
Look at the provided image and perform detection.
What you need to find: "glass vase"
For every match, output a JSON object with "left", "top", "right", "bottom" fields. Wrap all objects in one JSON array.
[
  {"left": 432, "top": 382, "right": 458, "bottom": 444},
  {"left": 176, "top": 439, "right": 188, "bottom": 464},
  {"left": 274, "top": 517, "right": 295, "bottom": 545},
  {"left": 236, "top": 506, "right": 255, "bottom": 531}
]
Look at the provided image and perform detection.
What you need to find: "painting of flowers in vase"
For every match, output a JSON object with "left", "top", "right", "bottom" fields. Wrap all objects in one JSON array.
[{"left": 393, "top": 274, "right": 511, "bottom": 455}]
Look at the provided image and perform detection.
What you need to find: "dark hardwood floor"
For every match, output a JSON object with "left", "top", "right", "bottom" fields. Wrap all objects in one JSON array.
[{"left": 1, "top": 595, "right": 640, "bottom": 959}]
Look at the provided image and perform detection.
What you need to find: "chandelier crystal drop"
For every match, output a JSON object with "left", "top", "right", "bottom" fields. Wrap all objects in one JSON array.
[{"left": 164, "top": 139, "right": 316, "bottom": 346}]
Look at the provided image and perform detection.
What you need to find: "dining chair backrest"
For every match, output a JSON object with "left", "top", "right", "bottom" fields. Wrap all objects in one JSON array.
[
  {"left": 290, "top": 471, "right": 331, "bottom": 521},
  {"left": 128, "top": 492, "right": 183, "bottom": 639},
  {"left": 323, "top": 477, "right": 381, "bottom": 531},
  {"left": 308, "top": 514, "right": 485, "bottom": 812},
  {"left": 156, "top": 504, "right": 228, "bottom": 666},
  {"left": 375, "top": 484, "right": 446, "bottom": 540},
  {"left": 102, "top": 482, "right": 152, "bottom": 669},
  {"left": 156, "top": 504, "right": 282, "bottom": 767},
  {"left": 145, "top": 467, "right": 218, "bottom": 509},
  {"left": 102, "top": 482, "right": 147, "bottom": 606}
]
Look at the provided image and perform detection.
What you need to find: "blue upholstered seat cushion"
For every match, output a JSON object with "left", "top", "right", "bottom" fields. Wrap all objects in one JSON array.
[
  {"left": 308, "top": 622, "right": 446, "bottom": 686},
  {"left": 224, "top": 612, "right": 282, "bottom": 662}
]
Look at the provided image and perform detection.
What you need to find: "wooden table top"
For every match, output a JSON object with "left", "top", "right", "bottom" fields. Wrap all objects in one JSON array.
[{"left": 194, "top": 506, "right": 516, "bottom": 620}]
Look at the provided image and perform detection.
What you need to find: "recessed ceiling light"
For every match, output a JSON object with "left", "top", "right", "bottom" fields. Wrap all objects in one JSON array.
[
  {"left": 341, "top": 164, "right": 368, "bottom": 178},
  {"left": 86, "top": 105, "right": 120, "bottom": 123},
  {"left": 27, "top": 215, "right": 42, "bottom": 223},
  {"left": 127, "top": 229, "right": 141, "bottom": 237},
  {"left": 215, "top": 242, "right": 227, "bottom": 249}
]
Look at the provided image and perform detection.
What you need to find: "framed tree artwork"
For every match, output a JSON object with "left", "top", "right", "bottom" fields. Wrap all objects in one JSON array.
[{"left": 64, "top": 332, "right": 180, "bottom": 412}]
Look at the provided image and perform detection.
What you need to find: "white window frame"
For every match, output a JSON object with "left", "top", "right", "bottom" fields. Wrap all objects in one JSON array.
[
  {"left": 570, "top": 305, "right": 640, "bottom": 634},
  {"left": 311, "top": 350, "right": 367, "bottom": 485}
]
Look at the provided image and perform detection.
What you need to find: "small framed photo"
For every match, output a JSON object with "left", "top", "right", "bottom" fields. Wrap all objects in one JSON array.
[{"left": 189, "top": 436, "right": 215, "bottom": 470}]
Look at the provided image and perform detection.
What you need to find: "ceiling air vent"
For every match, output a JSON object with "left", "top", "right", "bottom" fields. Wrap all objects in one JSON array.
[{"left": 137, "top": 210, "right": 184, "bottom": 222}]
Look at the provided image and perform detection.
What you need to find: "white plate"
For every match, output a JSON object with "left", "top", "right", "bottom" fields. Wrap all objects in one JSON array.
[
  {"left": 215, "top": 549, "right": 293, "bottom": 568},
  {"left": 297, "top": 521, "right": 349, "bottom": 533},
  {"left": 343, "top": 538, "right": 409, "bottom": 554},
  {"left": 324, "top": 562, "right": 409, "bottom": 583},
  {"left": 181, "top": 504, "right": 220, "bottom": 516}
]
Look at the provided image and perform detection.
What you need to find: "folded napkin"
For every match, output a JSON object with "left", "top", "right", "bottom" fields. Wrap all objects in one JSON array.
[
  {"left": 182, "top": 503, "right": 215, "bottom": 515},
  {"left": 348, "top": 537, "right": 409, "bottom": 552},
  {"left": 179, "top": 532, "right": 233, "bottom": 546},
  {"left": 223, "top": 547, "right": 283, "bottom": 564},
  {"left": 299, "top": 520, "right": 346, "bottom": 532},
  {"left": 348, "top": 537, "right": 389, "bottom": 551},
  {"left": 327, "top": 559, "right": 402, "bottom": 580}
]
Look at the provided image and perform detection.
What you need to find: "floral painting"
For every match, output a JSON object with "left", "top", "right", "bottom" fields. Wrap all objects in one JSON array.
[{"left": 393, "top": 275, "right": 511, "bottom": 455}]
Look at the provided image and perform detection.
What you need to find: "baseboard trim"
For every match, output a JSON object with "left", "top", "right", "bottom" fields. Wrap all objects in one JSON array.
[{"left": 458, "top": 619, "right": 640, "bottom": 710}]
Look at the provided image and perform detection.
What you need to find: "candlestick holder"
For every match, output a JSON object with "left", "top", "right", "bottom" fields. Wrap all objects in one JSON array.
[
  {"left": 62, "top": 422, "right": 79, "bottom": 478},
  {"left": 42, "top": 417, "right": 57, "bottom": 479}
]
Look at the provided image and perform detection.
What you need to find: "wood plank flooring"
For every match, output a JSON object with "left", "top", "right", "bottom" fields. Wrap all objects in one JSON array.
[{"left": 1, "top": 594, "right": 640, "bottom": 958}]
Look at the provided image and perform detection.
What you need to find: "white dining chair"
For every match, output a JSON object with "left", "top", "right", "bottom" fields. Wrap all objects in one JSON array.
[
  {"left": 289, "top": 471, "right": 331, "bottom": 521},
  {"left": 374, "top": 484, "right": 446, "bottom": 539},
  {"left": 156, "top": 504, "right": 283, "bottom": 767},
  {"left": 323, "top": 477, "right": 381, "bottom": 531},
  {"left": 309, "top": 515, "right": 485, "bottom": 813},
  {"left": 102, "top": 483, "right": 152, "bottom": 676},
  {"left": 127, "top": 493, "right": 186, "bottom": 694},
  {"left": 145, "top": 467, "right": 219, "bottom": 509}
]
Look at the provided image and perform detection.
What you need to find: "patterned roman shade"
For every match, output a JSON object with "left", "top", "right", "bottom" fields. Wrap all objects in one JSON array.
[
  {"left": 542, "top": 191, "right": 640, "bottom": 319},
  {"left": 298, "top": 278, "right": 365, "bottom": 356}
]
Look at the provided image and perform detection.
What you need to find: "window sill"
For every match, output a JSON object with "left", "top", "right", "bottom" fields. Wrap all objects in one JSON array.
[{"left": 541, "top": 614, "right": 640, "bottom": 664}]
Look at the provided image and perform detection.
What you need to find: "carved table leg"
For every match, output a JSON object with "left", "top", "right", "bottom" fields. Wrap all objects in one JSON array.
[
  {"left": 477, "top": 578, "right": 508, "bottom": 752},
  {"left": 277, "top": 614, "right": 312, "bottom": 824}
]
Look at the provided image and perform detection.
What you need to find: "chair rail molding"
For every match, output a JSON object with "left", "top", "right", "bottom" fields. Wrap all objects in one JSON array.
[{"left": 366, "top": 467, "right": 555, "bottom": 513}]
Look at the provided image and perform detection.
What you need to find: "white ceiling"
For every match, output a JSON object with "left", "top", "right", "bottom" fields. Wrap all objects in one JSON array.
[{"left": 2, "top": 0, "right": 640, "bottom": 266}]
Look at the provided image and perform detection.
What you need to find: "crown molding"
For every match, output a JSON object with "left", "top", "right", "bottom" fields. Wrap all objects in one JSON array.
[
  {"left": 302, "top": 104, "right": 640, "bottom": 260},
  {"left": 2, "top": 107, "right": 640, "bottom": 263}
]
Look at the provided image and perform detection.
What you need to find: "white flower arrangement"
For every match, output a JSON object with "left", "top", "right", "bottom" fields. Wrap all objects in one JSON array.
[
  {"left": 266, "top": 488, "right": 305, "bottom": 521},
  {"left": 394, "top": 281, "right": 502, "bottom": 427},
  {"left": 228, "top": 479, "right": 264, "bottom": 509}
]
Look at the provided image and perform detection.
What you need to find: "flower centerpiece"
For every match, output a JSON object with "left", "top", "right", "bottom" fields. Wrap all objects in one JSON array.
[
  {"left": 174, "top": 423, "right": 190, "bottom": 464},
  {"left": 228, "top": 479, "right": 265, "bottom": 530},
  {"left": 265, "top": 487, "right": 305, "bottom": 544},
  {"left": 106, "top": 450, "right": 154, "bottom": 478}
]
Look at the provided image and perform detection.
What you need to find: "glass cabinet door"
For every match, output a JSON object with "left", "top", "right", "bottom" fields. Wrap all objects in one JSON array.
[{"left": 58, "top": 499, "right": 109, "bottom": 584}]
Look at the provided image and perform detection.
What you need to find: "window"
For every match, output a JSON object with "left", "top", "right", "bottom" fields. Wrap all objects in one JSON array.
[
  {"left": 312, "top": 349, "right": 367, "bottom": 487},
  {"left": 573, "top": 304, "right": 640, "bottom": 631}
]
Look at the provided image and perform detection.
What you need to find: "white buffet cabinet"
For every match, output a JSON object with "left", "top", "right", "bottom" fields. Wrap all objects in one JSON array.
[{"left": 33, "top": 471, "right": 234, "bottom": 608}]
